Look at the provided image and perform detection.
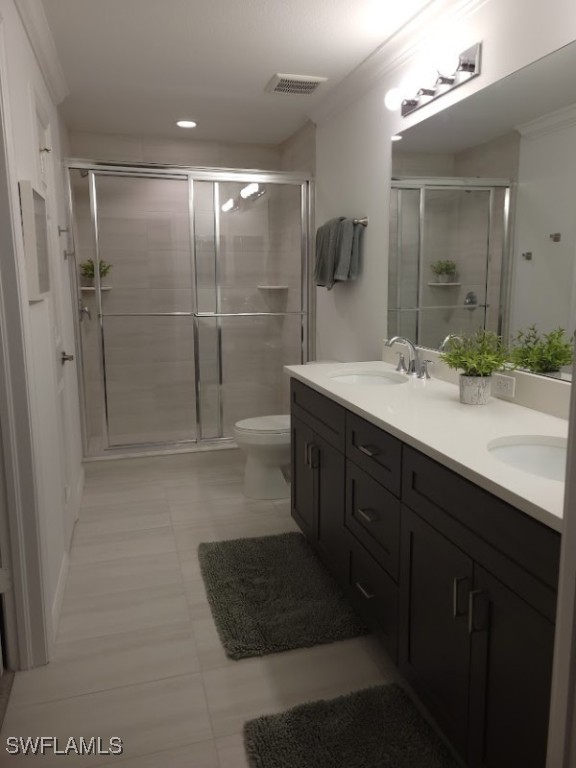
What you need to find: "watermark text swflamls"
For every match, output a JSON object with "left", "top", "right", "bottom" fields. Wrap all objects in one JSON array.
[{"left": 6, "top": 737, "right": 124, "bottom": 756}]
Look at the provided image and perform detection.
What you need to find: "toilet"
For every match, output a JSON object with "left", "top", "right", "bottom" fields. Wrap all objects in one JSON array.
[{"left": 234, "top": 415, "right": 291, "bottom": 500}]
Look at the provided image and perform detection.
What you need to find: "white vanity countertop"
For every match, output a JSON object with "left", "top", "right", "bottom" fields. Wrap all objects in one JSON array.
[{"left": 285, "top": 361, "right": 568, "bottom": 533}]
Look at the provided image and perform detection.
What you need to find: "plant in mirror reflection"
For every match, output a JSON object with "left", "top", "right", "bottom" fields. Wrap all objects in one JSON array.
[
  {"left": 440, "top": 329, "right": 508, "bottom": 377},
  {"left": 79, "top": 258, "right": 112, "bottom": 279},
  {"left": 510, "top": 325, "right": 573, "bottom": 374},
  {"left": 430, "top": 259, "right": 457, "bottom": 276}
]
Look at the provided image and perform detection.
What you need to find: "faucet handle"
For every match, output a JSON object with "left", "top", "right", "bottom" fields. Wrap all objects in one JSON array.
[
  {"left": 395, "top": 352, "right": 408, "bottom": 374},
  {"left": 418, "top": 359, "right": 434, "bottom": 380}
]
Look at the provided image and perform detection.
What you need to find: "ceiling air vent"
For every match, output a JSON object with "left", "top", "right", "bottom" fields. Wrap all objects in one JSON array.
[{"left": 265, "top": 73, "right": 327, "bottom": 95}]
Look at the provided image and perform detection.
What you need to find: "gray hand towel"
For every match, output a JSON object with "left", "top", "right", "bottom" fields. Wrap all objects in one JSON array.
[
  {"left": 314, "top": 217, "right": 343, "bottom": 289},
  {"left": 333, "top": 218, "right": 355, "bottom": 282}
]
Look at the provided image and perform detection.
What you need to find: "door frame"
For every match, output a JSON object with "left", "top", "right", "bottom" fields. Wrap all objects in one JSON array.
[{"left": 0, "top": 14, "right": 49, "bottom": 670}]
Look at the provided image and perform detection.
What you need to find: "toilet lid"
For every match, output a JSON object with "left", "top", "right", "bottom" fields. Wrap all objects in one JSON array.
[{"left": 235, "top": 414, "right": 290, "bottom": 434}]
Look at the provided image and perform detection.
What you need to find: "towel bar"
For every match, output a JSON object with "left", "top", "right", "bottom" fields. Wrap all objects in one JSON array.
[{"left": 354, "top": 217, "right": 368, "bottom": 227}]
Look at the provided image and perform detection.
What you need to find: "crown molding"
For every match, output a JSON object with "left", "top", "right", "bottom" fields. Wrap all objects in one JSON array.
[
  {"left": 14, "top": 0, "right": 68, "bottom": 105},
  {"left": 309, "top": 0, "right": 489, "bottom": 126},
  {"left": 516, "top": 103, "right": 576, "bottom": 140}
]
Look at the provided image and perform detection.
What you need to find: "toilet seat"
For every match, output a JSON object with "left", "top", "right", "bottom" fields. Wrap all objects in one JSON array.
[{"left": 234, "top": 415, "right": 290, "bottom": 435}]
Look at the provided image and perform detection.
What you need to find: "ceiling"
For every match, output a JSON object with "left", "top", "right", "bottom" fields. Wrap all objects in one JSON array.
[{"left": 42, "top": 0, "right": 432, "bottom": 145}]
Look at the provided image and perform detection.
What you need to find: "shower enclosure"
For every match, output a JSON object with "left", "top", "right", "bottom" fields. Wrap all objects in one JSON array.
[
  {"left": 67, "top": 164, "right": 312, "bottom": 457},
  {"left": 388, "top": 178, "right": 511, "bottom": 349}
]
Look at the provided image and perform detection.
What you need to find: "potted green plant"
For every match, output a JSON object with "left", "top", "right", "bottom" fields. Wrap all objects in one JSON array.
[
  {"left": 440, "top": 329, "right": 509, "bottom": 404},
  {"left": 430, "top": 259, "right": 457, "bottom": 283},
  {"left": 510, "top": 325, "right": 573, "bottom": 374},
  {"left": 79, "top": 259, "right": 112, "bottom": 286}
]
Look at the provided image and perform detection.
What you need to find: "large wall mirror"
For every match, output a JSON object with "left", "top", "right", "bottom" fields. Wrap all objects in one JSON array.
[{"left": 389, "top": 40, "right": 576, "bottom": 379}]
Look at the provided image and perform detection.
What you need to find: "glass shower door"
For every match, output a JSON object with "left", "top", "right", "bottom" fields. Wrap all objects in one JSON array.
[
  {"left": 93, "top": 173, "right": 197, "bottom": 448},
  {"left": 193, "top": 178, "right": 306, "bottom": 439}
]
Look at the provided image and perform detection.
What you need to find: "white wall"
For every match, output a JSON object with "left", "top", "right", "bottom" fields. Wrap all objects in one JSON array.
[
  {"left": 0, "top": 0, "right": 83, "bottom": 653},
  {"left": 312, "top": 0, "right": 576, "bottom": 361},
  {"left": 510, "top": 112, "right": 576, "bottom": 336}
]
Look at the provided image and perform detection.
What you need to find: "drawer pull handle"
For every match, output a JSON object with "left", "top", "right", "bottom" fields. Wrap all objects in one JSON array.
[
  {"left": 468, "top": 590, "right": 490, "bottom": 634},
  {"left": 309, "top": 445, "right": 320, "bottom": 469},
  {"left": 355, "top": 582, "right": 375, "bottom": 600},
  {"left": 356, "top": 508, "right": 379, "bottom": 524},
  {"left": 452, "top": 576, "right": 470, "bottom": 618},
  {"left": 358, "top": 444, "right": 380, "bottom": 458}
]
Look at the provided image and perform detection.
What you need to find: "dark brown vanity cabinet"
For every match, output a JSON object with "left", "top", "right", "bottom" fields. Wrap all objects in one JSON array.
[
  {"left": 289, "top": 379, "right": 561, "bottom": 768},
  {"left": 290, "top": 381, "right": 347, "bottom": 583},
  {"left": 401, "top": 447, "right": 559, "bottom": 768}
]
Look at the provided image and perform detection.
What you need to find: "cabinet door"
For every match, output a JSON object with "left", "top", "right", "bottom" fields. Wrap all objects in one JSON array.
[
  {"left": 316, "top": 434, "right": 346, "bottom": 584},
  {"left": 291, "top": 415, "right": 316, "bottom": 540},
  {"left": 468, "top": 565, "right": 555, "bottom": 768},
  {"left": 400, "top": 506, "right": 473, "bottom": 758}
]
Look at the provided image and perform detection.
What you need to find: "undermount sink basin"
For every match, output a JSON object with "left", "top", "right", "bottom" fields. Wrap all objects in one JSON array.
[
  {"left": 487, "top": 435, "right": 567, "bottom": 482},
  {"left": 330, "top": 371, "right": 408, "bottom": 386}
]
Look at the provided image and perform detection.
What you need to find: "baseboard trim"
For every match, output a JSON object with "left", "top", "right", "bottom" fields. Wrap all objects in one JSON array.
[{"left": 51, "top": 552, "right": 69, "bottom": 650}]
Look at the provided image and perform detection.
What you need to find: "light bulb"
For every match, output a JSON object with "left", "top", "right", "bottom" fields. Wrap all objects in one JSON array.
[
  {"left": 221, "top": 198, "right": 235, "bottom": 212},
  {"left": 384, "top": 88, "right": 403, "bottom": 111},
  {"left": 176, "top": 120, "right": 197, "bottom": 129},
  {"left": 435, "top": 50, "right": 461, "bottom": 77},
  {"left": 240, "top": 183, "right": 259, "bottom": 199}
]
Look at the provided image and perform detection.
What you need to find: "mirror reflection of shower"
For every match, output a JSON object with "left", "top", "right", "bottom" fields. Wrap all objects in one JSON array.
[
  {"left": 388, "top": 178, "right": 511, "bottom": 349},
  {"left": 68, "top": 166, "right": 311, "bottom": 457}
]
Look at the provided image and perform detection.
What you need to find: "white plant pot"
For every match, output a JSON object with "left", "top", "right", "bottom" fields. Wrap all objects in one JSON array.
[
  {"left": 459, "top": 375, "right": 491, "bottom": 405},
  {"left": 434, "top": 273, "right": 456, "bottom": 283}
]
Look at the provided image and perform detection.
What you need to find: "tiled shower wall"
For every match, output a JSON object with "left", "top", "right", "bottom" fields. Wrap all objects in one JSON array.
[{"left": 70, "top": 133, "right": 310, "bottom": 453}]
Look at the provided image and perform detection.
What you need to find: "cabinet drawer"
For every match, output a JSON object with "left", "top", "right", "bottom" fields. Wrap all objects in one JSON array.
[
  {"left": 291, "top": 379, "right": 345, "bottom": 451},
  {"left": 403, "top": 446, "right": 560, "bottom": 612},
  {"left": 347, "top": 537, "right": 398, "bottom": 661},
  {"left": 345, "top": 461, "right": 400, "bottom": 581},
  {"left": 346, "top": 413, "right": 402, "bottom": 496}
]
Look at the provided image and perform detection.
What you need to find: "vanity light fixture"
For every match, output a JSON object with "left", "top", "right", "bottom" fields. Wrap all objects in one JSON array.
[
  {"left": 384, "top": 42, "right": 482, "bottom": 118},
  {"left": 176, "top": 119, "right": 197, "bottom": 128}
]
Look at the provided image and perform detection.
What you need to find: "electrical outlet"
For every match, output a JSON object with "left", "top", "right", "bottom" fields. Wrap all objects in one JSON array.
[{"left": 492, "top": 373, "right": 516, "bottom": 399}]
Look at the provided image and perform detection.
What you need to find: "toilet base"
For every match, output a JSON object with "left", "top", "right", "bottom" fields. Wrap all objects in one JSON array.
[{"left": 244, "top": 456, "right": 290, "bottom": 500}]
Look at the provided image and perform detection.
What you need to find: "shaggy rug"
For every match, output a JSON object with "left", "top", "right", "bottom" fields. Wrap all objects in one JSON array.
[
  {"left": 243, "top": 683, "right": 461, "bottom": 768},
  {"left": 198, "top": 531, "right": 366, "bottom": 659}
]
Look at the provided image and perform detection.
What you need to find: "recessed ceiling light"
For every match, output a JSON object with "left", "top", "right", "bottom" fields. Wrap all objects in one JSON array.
[{"left": 176, "top": 120, "right": 197, "bottom": 128}]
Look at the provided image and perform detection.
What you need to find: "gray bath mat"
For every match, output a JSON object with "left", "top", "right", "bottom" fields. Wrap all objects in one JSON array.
[
  {"left": 198, "top": 532, "right": 366, "bottom": 659},
  {"left": 244, "top": 684, "right": 461, "bottom": 768}
]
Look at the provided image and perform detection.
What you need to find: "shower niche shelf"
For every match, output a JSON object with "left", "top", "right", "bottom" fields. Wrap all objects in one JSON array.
[
  {"left": 80, "top": 286, "right": 112, "bottom": 292},
  {"left": 257, "top": 285, "right": 289, "bottom": 290},
  {"left": 427, "top": 282, "right": 461, "bottom": 287}
]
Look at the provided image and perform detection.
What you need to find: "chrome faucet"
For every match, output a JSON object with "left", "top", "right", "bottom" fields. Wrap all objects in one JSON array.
[
  {"left": 386, "top": 336, "right": 422, "bottom": 377},
  {"left": 439, "top": 333, "right": 463, "bottom": 352}
]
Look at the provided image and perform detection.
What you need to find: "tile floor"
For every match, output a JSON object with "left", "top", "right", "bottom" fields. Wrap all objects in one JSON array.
[{"left": 0, "top": 448, "right": 399, "bottom": 766}]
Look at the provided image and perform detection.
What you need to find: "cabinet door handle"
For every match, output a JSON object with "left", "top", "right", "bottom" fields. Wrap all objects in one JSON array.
[
  {"left": 358, "top": 444, "right": 380, "bottom": 458},
  {"left": 453, "top": 576, "right": 471, "bottom": 618},
  {"left": 468, "top": 589, "right": 490, "bottom": 634},
  {"left": 355, "top": 582, "right": 375, "bottom": 600},
  {"left": 356, "top": 508, "right": 379, "bottom": 524},
  {"left": 309, "top": 444, "right": 320, "bottom": 469},
  {"left": 304, "top": 441, "right": 311, "bottom": 467}
]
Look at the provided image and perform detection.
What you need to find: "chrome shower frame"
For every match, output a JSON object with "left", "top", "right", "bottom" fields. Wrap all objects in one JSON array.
[{"left": 65, "top": 160, "right": 314, "bottom": 459}]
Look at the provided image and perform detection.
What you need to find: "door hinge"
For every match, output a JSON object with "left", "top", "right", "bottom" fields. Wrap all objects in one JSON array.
[{"left": 0, "top": 567, "right": 12, "bottom": 593}]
